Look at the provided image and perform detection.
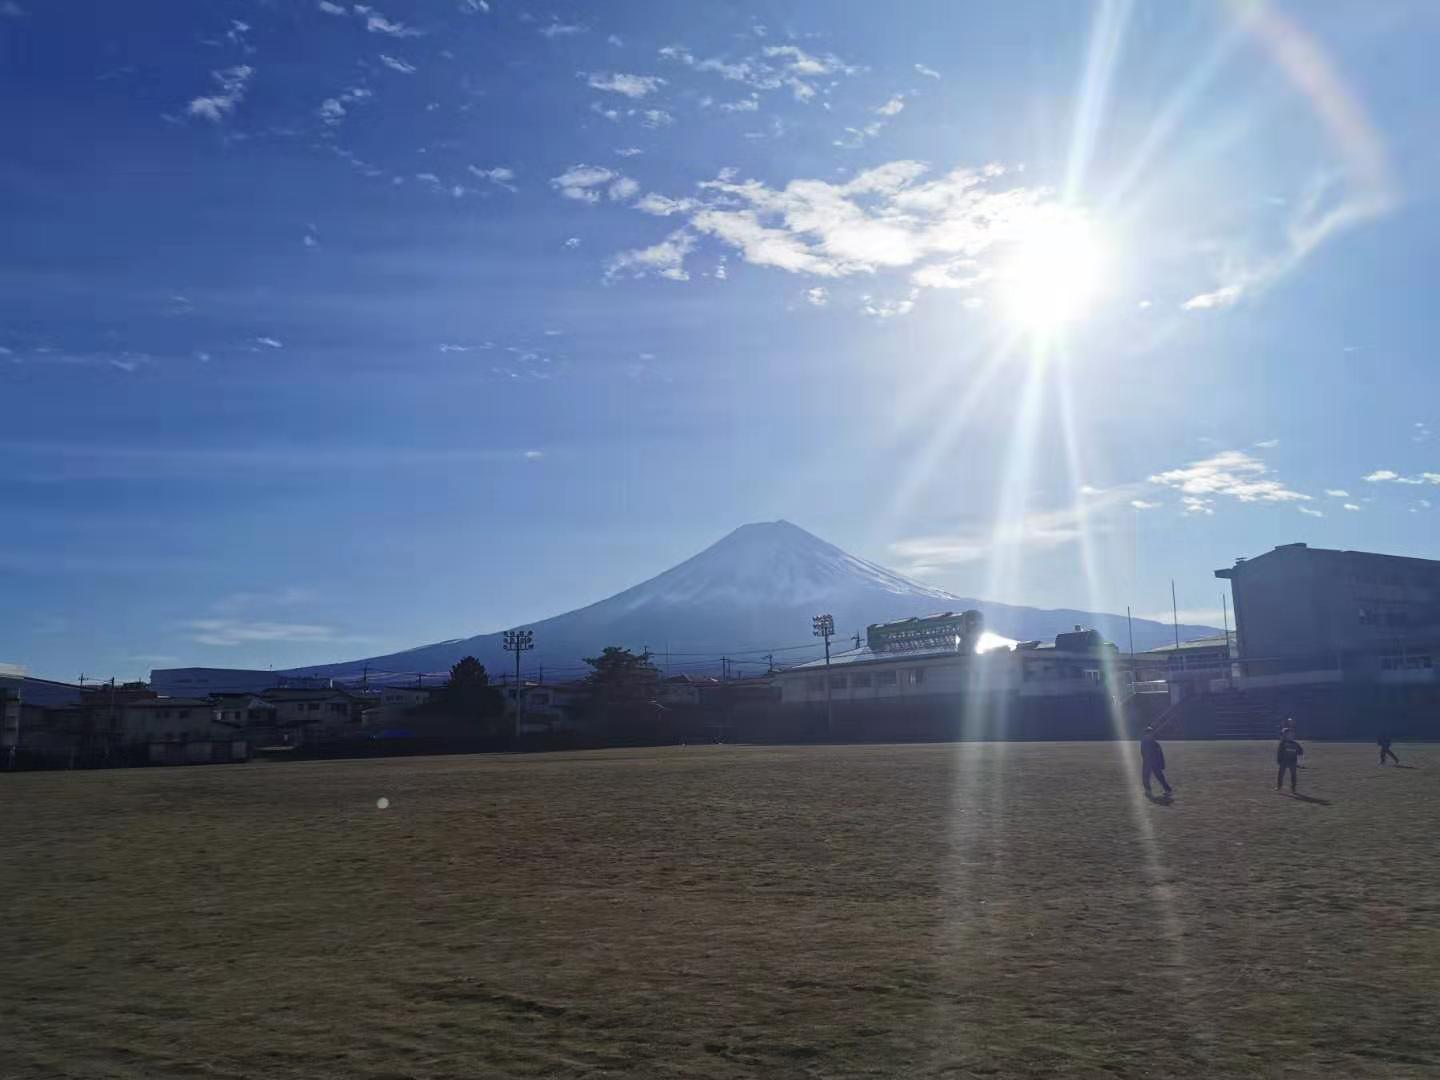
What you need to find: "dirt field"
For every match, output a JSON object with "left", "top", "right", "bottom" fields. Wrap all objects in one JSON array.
[{"left": 3, "top": 741, "right": 1439, "bottom": 1079}]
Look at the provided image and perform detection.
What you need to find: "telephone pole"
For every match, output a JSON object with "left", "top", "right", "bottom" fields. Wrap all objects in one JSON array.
[
  {"left": 813, "top": 613, "right": 835, "bottom": 735},
  {"left": 503, "top": 628, "right": 534, "bottom": 738}
]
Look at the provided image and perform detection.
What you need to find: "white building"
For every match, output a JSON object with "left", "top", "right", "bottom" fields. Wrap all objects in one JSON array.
[{"left": 776, "top": 617, "right": 1128, "bottom": 706}]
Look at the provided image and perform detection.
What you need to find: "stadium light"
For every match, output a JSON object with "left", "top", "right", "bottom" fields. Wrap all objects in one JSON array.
[
  {"left": 503, "top": 629, "right": 535, "bottom": 738},
  {"left": 812, "top": 614, "right": 835, "bottom": 735}
]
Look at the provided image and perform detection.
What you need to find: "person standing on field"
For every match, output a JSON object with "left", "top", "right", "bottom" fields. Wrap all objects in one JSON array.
[
  {"left": 1276, "top": 726, "right": 1304, "bottom": 793},
  {"left": 1140, "top": 724, "right": 1173, "bottom": 798},
  {"left": 1378, "top": 733, "right": 1400, "bottom": 766}
]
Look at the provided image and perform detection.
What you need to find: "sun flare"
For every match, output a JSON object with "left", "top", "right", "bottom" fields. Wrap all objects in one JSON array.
[{"left": 997, "top": 213, "right": 1110, "bottom": 331}]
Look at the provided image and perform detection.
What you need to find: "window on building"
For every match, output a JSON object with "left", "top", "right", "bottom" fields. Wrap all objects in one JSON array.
[
  {"left": 907, "top": 668, "right": 925, "bottom": 686},
  {"left": 805, "top": 676, "right": 824, "bottom": 692},
  {"left": 853, "top": 673, "right": 872, "bottom": 688},
  {"left": 307, "top": 703, "right": 320, "bottom": 711},
  {"left": 876, "top": 670, "right": 897, "bottom": 686},
  {"left": 829, "top": 675, "right": 847, "bottom": 689}
]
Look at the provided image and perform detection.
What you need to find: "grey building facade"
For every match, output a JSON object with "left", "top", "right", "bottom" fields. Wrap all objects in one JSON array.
[{"left": 1216, "top": 542, "right": 1440, "bottom": 677}]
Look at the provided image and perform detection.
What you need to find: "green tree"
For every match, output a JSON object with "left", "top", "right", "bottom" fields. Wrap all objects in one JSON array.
[
  {"left": 583, "top": 646, "right": 660, "bottom": 705},
  {"left": 442, "top": 656, "right": 504, "bottom": 722}
]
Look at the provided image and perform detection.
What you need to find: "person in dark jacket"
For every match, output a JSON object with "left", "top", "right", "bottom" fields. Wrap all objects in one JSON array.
[
  {"left": 1378, "top": 733, "right": 1400, "bottom": 766},
  {"left": 1276, "top": 727, "right": 1304, "bottom": 793},
  {"left": 1140, "top": 725, "right": 1172, "bottom": 797}
]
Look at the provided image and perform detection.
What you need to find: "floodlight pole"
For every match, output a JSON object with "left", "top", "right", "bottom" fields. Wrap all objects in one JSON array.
[
  {"left": 813, "top": 613, "right": 835, "bottom": 736},
  {"left": 503, "top": 629, "right": 535, "bottom": 739}
]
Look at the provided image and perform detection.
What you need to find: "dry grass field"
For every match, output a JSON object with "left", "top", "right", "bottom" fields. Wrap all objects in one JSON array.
[{"left": 3, "top": 741, "right": 1439, "bottom": 1079}]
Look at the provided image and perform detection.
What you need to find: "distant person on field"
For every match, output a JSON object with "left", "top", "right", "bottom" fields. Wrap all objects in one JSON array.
[
  {"left": 1140, "top": 724, "right": 1172, "bottom": 798},
  {"left": 1378, "top": 733, "right": 1400, "bottom": 766},
  {"left": 1276, "top": 726, "right": 1304, "bottom": 793}
]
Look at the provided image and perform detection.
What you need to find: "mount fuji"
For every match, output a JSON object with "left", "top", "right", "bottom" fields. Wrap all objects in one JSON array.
[{"left": 289, "top": 521, "right": 1219, "bottom": 684}]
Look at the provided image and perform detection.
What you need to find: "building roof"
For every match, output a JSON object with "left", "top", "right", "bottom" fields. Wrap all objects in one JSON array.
[
  {"left": 126, "top": 697, "right": 214, "bottom": 709},
  {"left": 260, "top": 688, "right": 357, "bottom": 702},
  {"left": 1144, "top": 634, "right": 1231, "bottom": 654},
  {"left": 1217, "top": 542, "right": 1440, "bottom": 578}
]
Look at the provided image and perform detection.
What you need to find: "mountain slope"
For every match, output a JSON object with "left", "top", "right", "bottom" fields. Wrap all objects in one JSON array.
[{"left": 290, "top": 521, "right": 1219, "bottom": 682}]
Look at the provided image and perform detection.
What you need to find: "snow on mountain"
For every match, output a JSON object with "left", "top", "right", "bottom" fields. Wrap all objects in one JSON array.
[{"left": 288, "top": 520, "right": 1220, "bottom": 683}]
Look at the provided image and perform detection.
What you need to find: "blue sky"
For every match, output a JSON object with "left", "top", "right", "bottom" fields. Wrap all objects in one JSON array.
[{"left": 3, "top": 0, "right": 1439, "bottom": 681}]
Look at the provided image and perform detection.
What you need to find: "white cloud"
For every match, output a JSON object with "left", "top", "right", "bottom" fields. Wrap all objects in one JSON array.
[
  {"left": 861, "top": 292, "right": 916, "bottom": 319},
  {"left": 834, "top": 121, "right": 885, "bottom": 149},
  {"left": 605, "top": 230, "right": 695, "bottom": 282},
  {"left": 318, "top": 98, "right": 346, "bottom": 124},
  {"left": 1297, "top": 506, "right": 1324, "bottom": 518},
  {"left": 607, "top": 33, "right": 623, "bottom": 46},
  {"left": 365, "top": 11, "right": 421, "bottom": 36},
  {"left": 255, "top": 337, "right": 284, "bottom": 349},
  {"left": 187, "top": 619, "right": 340, "bottom": 647},
  {"left": 874, "top": 95, "right": 905, "bottom": 117},
  {"left": 187, "top": 65, "right": 254, "bottom": 122},
  {"left": 303, "top": 234, "right": 318, "bottom": 248},
  {"left": 1137, "top": 607, "right": 1226, "bottom": 627},
  {"left": 379, "top": 54, "right": 417, "bottom": 74},
  {"left": 469, "top": 165, "right": 517, "bottom": 191},
  {"left": 1364, "top": 469, "right": 1440, "bottom": 485},
  {"left": 608, "top": 176, "right": 640, "bottom": 201},
  {"left": 641, "top": 109, "right": 673, "bottom": 128},
  {"left": 438, "top": 343, "right": 471, "bottom": 353},
  {"left": 523, "top": 449, "right": 544, "bottom": 461},
  {"left": 1181, "top": 496, "right": 1215, "bottom": 515},
  {"left": 1183, "top": 168, "right": 1395, "bottom": 313},
  {"left": 1414, "top": 422, "right": 1433, "bottom": 444},
  {"left": 1324, "top": 488, "right": 1350, "bottom": 497},
  {"left": 551, "top": 164, "right": 620, "bottom": 203},
  {"left": 719, "top": 97, "right": 760, "bottom": 113},
  {"left": 1149, "top": 450, "right": 1310, "bottom": 505},
  {"left": 1130, "top": 499, "right": 1161, "bottom": 510},
  {"left": 563, "top": 236, "right": 581, "bottom": 248},
  {"left": 1343, "top": 503, "right": 1361, "bottom": 511},
  {"left": 615, "top": 147, "right": 643, "bottom": 157},
  {"left": 762, "top": 44, "right": 854, "bottom": 78},
  {"left": 633, "top": 193, "right": 696, "bottom": 216},
  {"left": 914, "top": 63, "right": 941, "bottom": 79},
  {"left": 540, "top": 21, "right": 585, "bottom": 38},
  {"left": 890, "top": 500, "right": 1116, "bottom": 570},
  {"left": 1182, "top": 284, "right": 1243, "bottom": 310},
  {"left": 459, "top": 0, "right": 490, "bottom": 12},
  {"left": 318, "top": 1, "right": 346, "bottom": 13},
  {"left": 587, "top": 72, "right": 665, "bottom": 98},
  {"left": 804, "top": 287, "right": 828, "bottom": 307},
  {"left": 1254, "top": 438, "right": 1280, "bottom": 449}
]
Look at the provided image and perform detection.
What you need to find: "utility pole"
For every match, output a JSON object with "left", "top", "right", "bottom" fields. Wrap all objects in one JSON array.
[
  {"left": 1170, "top": 579, "right": 1181, "bottom": 650},
  {"left": 813, "top": 613, "right": 835, "bottom": 735},
  {"left": 852, "top": 631, "right": 862, "bottom": 650},
  {"left": 766, "top": 653, "right": 775, "bottom": 675},
  {"left": 503, "top": 628, "right": 535, "bottom": 739},
  {"left": 362, "top": 664, "right": 369, "bottom": 692},
  {"left": 1126, "top": 605, "right": 1135, "bottom": 661}
]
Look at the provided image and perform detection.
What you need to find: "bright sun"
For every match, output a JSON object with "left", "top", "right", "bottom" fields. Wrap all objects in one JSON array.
[{"left": 997, "top": 214, "right": 1110, "bottom": 331}]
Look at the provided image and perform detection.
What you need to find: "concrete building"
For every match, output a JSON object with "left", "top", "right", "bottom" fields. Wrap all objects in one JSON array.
[
  {"left": 1217, "top": 542, "right": 1440, "bottom": 682},
  {"left": 1139, "top": 634, "right": 1236, "bottom": 699}
]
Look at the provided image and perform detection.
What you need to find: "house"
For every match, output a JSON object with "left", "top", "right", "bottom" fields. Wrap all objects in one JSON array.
[
  {"left": 258, "top": 687, "right": 365, "bottom": 744},
  {"left": 118, "top": 698, "right": 225, "bottom": 742},
  {"left": 655, "top": 674, "right": 722, "bottom": 707}
]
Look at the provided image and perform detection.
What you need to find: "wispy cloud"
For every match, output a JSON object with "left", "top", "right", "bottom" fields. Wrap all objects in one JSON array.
[
  {"left": 605, "top": 230, "right": 694, "bottom": 282},
  {"left": 551, "top": 164, "right": 635, "bottom": 204},
  {"left": 1181, "top": 284, "right": 1242, "bottom": 310},
  {"left": 1, "top": 1, "right": 27, "bottom": 15},
  {"left": 657, "top": 41, "right": 856, "bottom": 103},
  {"left": 605, "top": 160, "right": 1050, "bottom": 297},
  {"left": 213, "top": 586, "right": 318, "bottom": 614},
  {"left": 1343, "top": 503, "right": 1361, "bottom": 511},
  {"left": 187, "top": 65, "right": 254, "bottom": 122},
  {"left": 891, "top": 499, "right": 1115, "bottom": 572},
  {"left": 1254, "top": 437, "right": 1280, "bottom": 449},
  {"left": 255, "top": 336, "right": 284, "bottom": 349},
  {"left": 187, "top": 619, "right": 341, "bottom": 647},
  {"left": 1413, "top": 422, "right": 1433, "bottom": 444},
  {"left": 1297, "top": 506, "right": 1324, "bottom": 518},
  {"left": 633, "top": 193, "right": 695, "bottom": 217},
  {"left": 1149, "top": 450, "right": 1310, "bottom": 505},
  {"left": 1130, "top": 499, "right": 1162, "bottom": 510},
  {"left": 468, "top": 165, "right": 517, "bottom": 191},
  {"left": 540, "top": 20, "right": 586, "bottom": 38},
  {"left": 1324, "top": 488, "right": 1349, "bottom": 497},
  {"left": 874, "top": 95, "right": 906, "bottom": 117},
  {"left": 378, "top": 54, "right": 416, "bottom": 74},
  {"left": 804, "top": 287, "right": 828, "bottom": 307},
  {"left": 318, "top": 1, "right": 346, "bottom": 13},
  {"left": 363, "top": 10, "right": 422, "bottom": 37},
  {"left": 914, "top": 62, "right": 941, "bottom": 79},
  {"left": 587, "top": 72, "right": 665, "bottom": 98},
  {"left": 1364, "top": 469, "right": 1440, "bottom": 485}
]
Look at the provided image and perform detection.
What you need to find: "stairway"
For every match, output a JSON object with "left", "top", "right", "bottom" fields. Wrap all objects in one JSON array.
[{"left": 1209, "top": 690, "right": 1280, "bottom": 739}]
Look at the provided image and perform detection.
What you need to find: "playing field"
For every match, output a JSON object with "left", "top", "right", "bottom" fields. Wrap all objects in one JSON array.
[{"left": 3, "top": 742, "right": 1438, "bottom": 1078}]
